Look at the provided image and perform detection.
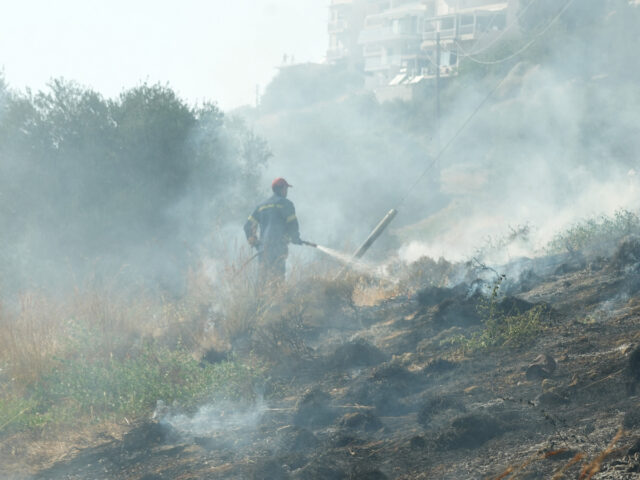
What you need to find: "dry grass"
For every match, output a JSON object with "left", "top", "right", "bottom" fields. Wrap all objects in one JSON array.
[
  {"left": 0, "top": 259, "right": 260, "bottom": 439},
  {"left": 0, "top": 285, "right": 218, "bottom": 392},
  {"left": 492, "top": 449, "right": 570, "bottom": 480},
  {"left": 551, "top": 453, "right": 585, "bottom": 480},
  {"left": 491, "top": 429, "right": 629, "bottom": 480},
  {"left": 212, "top": 258, "right": 263, "bottom": 346},
  {"left": 0, "top": 420, "right": 129, "bottom": 476},
  {"left": 0, "top": 251, "right": 400, "bottom": 440},
  {"left": 208, "top": 256, "right": 377, "bottom": 364},
  {"left": 0, "top": 295, "right": 67, "bottom": 388},
  {"left": 578, "top": 428, "right": 625, "bottom": 480},
  {"left": 353, "top": 278, "right": 400, "bottom": 307},
  {"left": 1, "top": 256, "right": 252, "bottom": 380},
  {"left": 220, "top": 262, "right": 313, "bottom": 361},
  {"left": 213, "top": 255, "right": 326, "bottom": 330}
]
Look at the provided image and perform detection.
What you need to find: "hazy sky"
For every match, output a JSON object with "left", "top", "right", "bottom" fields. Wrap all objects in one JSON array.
[{"left": 0, "top": 0, "right": 328, "bottom": 110}]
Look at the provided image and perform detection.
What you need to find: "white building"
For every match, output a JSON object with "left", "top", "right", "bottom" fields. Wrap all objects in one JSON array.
[
  {"left": 354, "top": 0, "right": 516, "bottom": 99},
  {"left": 327, "top": 0, "right": 368, "bottom": 66},
  {"left": 359, "top": 1, "right": 437, "bottom": 89}
]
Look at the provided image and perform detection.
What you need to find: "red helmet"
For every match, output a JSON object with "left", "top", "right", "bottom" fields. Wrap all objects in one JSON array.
[{"left": 272, "top": 177, "right": 292, "bottom": 190}]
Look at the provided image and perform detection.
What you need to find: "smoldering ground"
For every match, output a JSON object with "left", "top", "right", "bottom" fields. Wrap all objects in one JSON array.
[{"left": 155, "top": 397, "right": 269, "bottom": 447}]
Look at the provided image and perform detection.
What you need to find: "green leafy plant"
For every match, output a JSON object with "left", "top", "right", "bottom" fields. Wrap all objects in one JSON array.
[
  {"left": 0, "top": 341, "right": 258, "bottom": 433},
  {"left": 0, "top": 396, "right": 39, "bottom": 432},
  {"left": 451, "top": 275, "right": 546, "bottom": 353},
  {"left": 546, "top": 209, "right": 640, "bottom": 254}
]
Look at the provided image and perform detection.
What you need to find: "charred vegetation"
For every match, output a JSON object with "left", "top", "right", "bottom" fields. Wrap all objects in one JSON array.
[{"left": 5, "top": 223, "right": 640, "bottom": 479}]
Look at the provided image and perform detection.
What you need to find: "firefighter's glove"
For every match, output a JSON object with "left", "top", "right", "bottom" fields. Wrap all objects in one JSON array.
[
  {"left": 248, "top": 236, "right": 260, "bottom": 248},
  {"left": 291, "top": 237, "right": 303, "bottom": 245}
]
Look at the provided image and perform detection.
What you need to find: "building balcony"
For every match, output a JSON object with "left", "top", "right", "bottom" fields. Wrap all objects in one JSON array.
[
  {"left": 364, "top": 53, "right": 421, "bottom": 72},
  {"left": 364, "top": 56, "right": 391, "bottom": 72},
  {"left": 359, "top": 26, "right": 421, "bottom": 45},
  {"left": 422, "top": 10, "right": 504, "bottom": 45},
  {"left": 363, "top": 45, "right": 384, "bottom": 57}
]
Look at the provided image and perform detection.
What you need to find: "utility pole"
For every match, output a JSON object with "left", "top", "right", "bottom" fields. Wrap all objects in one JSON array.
[{"left": 435, "top": 31, "right": 441, "bottom": 127}]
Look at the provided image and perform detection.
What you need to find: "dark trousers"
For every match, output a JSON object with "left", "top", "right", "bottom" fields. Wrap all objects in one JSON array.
[{"left": 257, "top": 248, "right": 287, "bottom": 289}]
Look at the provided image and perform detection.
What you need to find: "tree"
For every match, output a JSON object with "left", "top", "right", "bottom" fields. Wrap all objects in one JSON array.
[{"left": 0, "top": 81, "right": 270, "bottom": 293}]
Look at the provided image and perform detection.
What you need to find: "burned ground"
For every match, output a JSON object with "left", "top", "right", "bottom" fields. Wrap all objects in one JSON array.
[{"left": 5, "top": 241, "right": 640, "bottom": 479}]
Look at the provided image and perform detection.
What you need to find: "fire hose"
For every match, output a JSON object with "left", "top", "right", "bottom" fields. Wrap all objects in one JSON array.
[{"left": 233, "top": 240, "right": 317, "bottom": 278}]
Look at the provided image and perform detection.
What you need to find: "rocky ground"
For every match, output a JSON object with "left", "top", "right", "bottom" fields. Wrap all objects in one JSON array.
[{"left": 6, "top": 240, "right": 640, "bottom": 479}]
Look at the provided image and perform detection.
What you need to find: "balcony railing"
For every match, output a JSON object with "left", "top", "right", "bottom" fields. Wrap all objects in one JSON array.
[
  {"left": 364, "top": 54, "right": 407, "bottom": 72},
  {"left": 422, "top": 11, "right": 506, "bottom": 42},
  {"left": 359, "top": 27, "right": 420, "bottom": 44},
  {"left": 363, "top": 45, "right": 383, "bottom": 57},
  {"left": 458, "top": 23, "right": 475, "bottom": 35},
  {"left": 422, "top": 25, "right": 477, "bottom": 40}
]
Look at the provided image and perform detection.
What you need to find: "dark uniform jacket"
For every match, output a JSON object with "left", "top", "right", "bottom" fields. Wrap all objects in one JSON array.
[{"left": 244, "top": 194, "right": 301, "bottom": 256}]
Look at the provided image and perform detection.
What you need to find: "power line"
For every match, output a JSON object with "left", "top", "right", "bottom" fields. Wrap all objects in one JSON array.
[
  {"left": 454, "top": 0, "right": 538, "bottom": 59},
  {"left": 420, "top": 1, "right": 535, "bottom": 78},
  {"left": 396, "top": 0, "right": 578, "bottom": 208},
  {"left": 396, "top": 70, "right": 510, "bottom": 209},
  {"left": 460, "top": 0, "right": 577, "bottom": 65},
  {"left": 388, "top": 0, "right": 535, "bottom": 81}
]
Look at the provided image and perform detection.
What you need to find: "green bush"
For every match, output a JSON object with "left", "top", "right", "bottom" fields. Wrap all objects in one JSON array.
[
  {"left": 463, "top": 304, "right": 546, "bottom": 352},
  {"left": 451, "top": 277, "right": 546, "bottom": 353},
  {"left": 546, "top": 209, "right": 640, "bottom": 254},
  {"left": 0, "top": 341, "right": 258, "bottom": 433},
  {"left": 0, "top": 396, "right": 39, "bottom": 432}
]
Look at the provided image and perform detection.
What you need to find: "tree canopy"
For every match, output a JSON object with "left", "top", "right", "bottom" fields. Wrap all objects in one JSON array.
[{"left": 0, "top": 79, "right": 270, "bottom": 293}]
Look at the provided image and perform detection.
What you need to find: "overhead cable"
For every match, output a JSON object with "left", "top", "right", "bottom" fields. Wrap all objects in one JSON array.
[
  {"left": 460, "top": 0, "right": 578, "bottom": 65},
  {"left": 396, "top": 0, "right": 578, "bottom": 207},
  {"left": 396, "top": 71, "right": 510, "bottom": 209},
  {"left": 455, "top": 0, "right": 538, "bottom": 58}
]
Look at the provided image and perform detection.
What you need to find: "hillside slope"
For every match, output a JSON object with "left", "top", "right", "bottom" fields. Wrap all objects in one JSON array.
[{"left": 12, "top": 238, "right": 640, "bottom": 480}]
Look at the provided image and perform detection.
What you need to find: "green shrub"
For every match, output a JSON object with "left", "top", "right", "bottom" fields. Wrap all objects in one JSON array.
[
  {"left": 0, "top": 341, "right": 258, "bottom": 433},
  {"left": 546, "top": 209, "right": 640, "bottom": 254},
  {"left": 0, "top": 396, "right": 39, "bottom": 432},
  {"left": 450, "top": 276, "right": 546, "bottom": 353},
  {"left": 462, "top": 304, "right": 546, "bottom": 352}
]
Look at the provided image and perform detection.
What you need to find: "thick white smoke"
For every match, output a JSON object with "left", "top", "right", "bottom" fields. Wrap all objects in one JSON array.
[
  {"left": 399, "top": 62, "right": 640, "bottom": 264},
  {"left": 156, "top": 398, "right": 268, "bottom": 439}
]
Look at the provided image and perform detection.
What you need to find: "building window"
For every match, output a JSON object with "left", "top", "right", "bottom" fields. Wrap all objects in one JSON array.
[
  {"left": 461, "top": 14, "right": 474, "bottom": 26},
  {"left": 424, "top": 19, "right": 436, "bottom": 32},
  {"left": 440, "top": 17, "right": 454, "bottom": 31},
  {"left": 477, "top": 12, "right": 506, "bottom": 31}
]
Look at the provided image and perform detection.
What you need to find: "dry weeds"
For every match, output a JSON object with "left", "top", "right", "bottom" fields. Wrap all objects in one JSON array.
[
  {"left": 353, "top": 278, "right": 400, "bottom": 307},
  {"left": 578, "top": 428, "right": 625, "bottom": 480},
  {"left": 0, "top": 420, "right": 128, "bottom": 476},
  {"left": 0, "top": 295, "right": 66, "bottom": 388},
  {"left": 0, "top": 284, "right": 220, "bottom": 392}
]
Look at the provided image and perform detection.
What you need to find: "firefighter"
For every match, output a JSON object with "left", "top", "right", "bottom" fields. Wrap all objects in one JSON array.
[{"left": 244, "top": 177, "right": 302, "bottom": 287}]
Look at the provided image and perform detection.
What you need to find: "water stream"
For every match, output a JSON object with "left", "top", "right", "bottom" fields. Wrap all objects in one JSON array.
[{"left": 315, "top": 245, "right": 392, "bottom": 280}]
